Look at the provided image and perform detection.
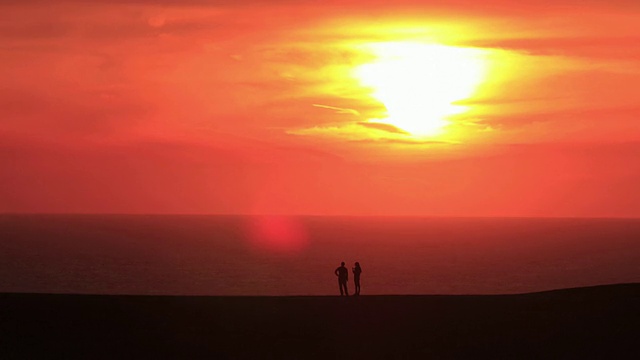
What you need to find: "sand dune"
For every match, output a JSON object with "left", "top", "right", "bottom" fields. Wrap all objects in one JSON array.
[{"left": 2, "top": 284, "right": 638, "bottom": 359}]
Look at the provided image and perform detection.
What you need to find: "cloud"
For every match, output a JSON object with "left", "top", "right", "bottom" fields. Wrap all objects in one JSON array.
[
  {"left": 2, "top": 0, "right": 639, "bottom": 148},
  {"left": 312, "top": 104, "right": 360, "bottom": 116},
  {"left": 4, "top": 0, "right": 640, "bottom": 10},
  {"left": 350, "top": 138, "right": 456, "bottom": 145},
  {"left": 0, "top": 86, "right": 153, "bottom": 140},
  {"left": 469, "top": 37, "right": 640, "bottom": 61},
  {"left": 356, "top": 122, "right": 407, "bottom": 134},
  {"left": 288, "top": 121, "right": 447, "bottom": 144}
]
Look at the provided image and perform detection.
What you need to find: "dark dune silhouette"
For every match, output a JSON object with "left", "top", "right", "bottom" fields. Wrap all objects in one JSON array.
[{"left": 1, "top": 284, "right": 638, "bottom": 359}]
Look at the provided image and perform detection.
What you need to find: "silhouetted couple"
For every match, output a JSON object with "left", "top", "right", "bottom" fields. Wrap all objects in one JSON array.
[{"left": 334, "top": 261, "right": 362, "bottom": 296}]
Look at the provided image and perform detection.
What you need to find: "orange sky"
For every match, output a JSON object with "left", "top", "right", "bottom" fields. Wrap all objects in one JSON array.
[{"left": 1, "top": 0, "right": 639, "bottom": 216}]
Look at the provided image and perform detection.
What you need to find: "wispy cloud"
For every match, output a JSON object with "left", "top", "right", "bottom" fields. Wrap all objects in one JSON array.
[
  {"left": 356, "top": 122, "right": 407, "bottom": 134},
  {"left": 312, "top": 104, "right": 360, "bottom": 116}
]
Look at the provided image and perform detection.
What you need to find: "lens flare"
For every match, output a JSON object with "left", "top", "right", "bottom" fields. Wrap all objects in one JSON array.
[{"left": 245, "top": 216, "right": 308, "bottom": 254}]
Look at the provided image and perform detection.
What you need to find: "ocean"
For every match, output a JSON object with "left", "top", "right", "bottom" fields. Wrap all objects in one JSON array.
[{"left": 0, "top": 215, "right": 638, "bottom": 296}]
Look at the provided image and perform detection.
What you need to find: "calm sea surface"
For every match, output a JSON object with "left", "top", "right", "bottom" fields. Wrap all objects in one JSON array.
[{"left": 1, "top": 215, "right": 638, "bottom": 295}]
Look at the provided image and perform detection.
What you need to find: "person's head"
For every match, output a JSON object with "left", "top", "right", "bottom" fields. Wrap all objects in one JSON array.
[
  {"left": 355, "top": 262, "right": 360, "bottom": 267},
  {"left": 341, "top": 261, "right": 345, "bottom": 266}
]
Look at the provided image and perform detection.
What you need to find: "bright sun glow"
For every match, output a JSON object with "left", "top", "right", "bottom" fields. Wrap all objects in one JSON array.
[{"left": 354, "top": 42, "right": 489, "bottom": 137}]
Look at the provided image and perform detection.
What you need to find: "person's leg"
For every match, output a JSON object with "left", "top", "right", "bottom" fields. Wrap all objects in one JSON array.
[
  {"left": 344, "top": 281, "right": 349, "bottom": 296},
  {"left": 338, "top": 279, "right": 343, "bottom": 296}
]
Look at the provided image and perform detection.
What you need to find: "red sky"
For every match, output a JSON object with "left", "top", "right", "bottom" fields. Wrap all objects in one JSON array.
[{"left": 1, "top": 0, "right": 639, "bottom": 216}]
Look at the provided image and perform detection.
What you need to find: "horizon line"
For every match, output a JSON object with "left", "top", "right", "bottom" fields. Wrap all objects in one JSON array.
[{"left": 1, "top": 212, "right": 639, "bottom": 220}]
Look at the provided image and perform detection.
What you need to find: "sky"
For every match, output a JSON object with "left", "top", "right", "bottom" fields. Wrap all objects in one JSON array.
[{"left": 1, "top": 0, "right": 639, "bottom": 216}]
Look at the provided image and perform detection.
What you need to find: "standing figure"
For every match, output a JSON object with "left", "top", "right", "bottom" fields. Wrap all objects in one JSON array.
[
  {"left": 352, "top": 262, "right": 362, "bottom": 295},
  {"left": 334, "top": 261, "right": 349, "bottom": 296}
]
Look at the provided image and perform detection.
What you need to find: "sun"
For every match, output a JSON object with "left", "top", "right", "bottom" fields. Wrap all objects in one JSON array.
[{"left": 353, "top": 42, "right": 489, "bottom": 137}]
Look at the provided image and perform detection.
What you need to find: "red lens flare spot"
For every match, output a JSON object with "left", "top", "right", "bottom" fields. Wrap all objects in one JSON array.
[{"left": 245, "top": 216, "right": 308, "bottom": 254}]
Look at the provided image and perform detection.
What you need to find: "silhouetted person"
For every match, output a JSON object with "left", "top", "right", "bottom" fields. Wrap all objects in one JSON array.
[
  {"left": 352, "top": 262, "right": 362, "bottom": 295},
  {"left": 334, "top": 261, "right": 349, "bottom": 296}
]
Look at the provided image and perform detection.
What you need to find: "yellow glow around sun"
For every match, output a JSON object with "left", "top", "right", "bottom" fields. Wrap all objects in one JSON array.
[{"left": 353, "top": 42, "right": 489, "bottom": 137}]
